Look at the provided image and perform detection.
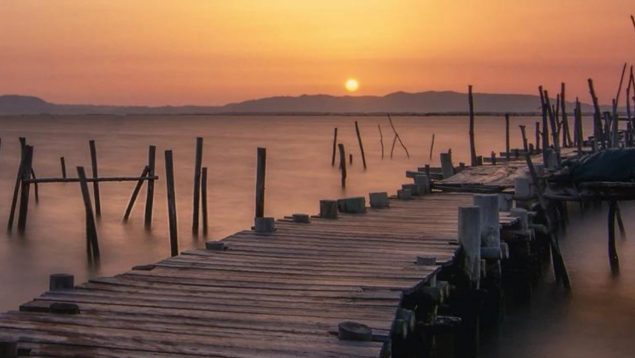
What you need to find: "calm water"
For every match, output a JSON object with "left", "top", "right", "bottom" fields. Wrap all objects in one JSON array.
[{"left": 2, "top": 114, "right": 633, "bottom": 356}]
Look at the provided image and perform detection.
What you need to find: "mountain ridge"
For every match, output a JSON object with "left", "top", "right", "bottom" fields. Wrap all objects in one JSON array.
[{"left": 0, "top": 91, "right": 598, "bottom": 115}]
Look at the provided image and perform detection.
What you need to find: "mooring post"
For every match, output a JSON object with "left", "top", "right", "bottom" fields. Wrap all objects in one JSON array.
[
  {"left": 468, "top": 85, "right": 477, "bottom": 166},
  {"left": 505, "top": 114, "right": 510, "bottom": 161},
  {"left": 88, "top": 140, "right": 101, "bottom": 217},
  {"left": 60, "top": 156, "right": 67, "bottom": 179},
  {"left": 440, "top": 152, "right": 454, "bottom": 179},
  {"left": 331, "top": 128, "right": 338, "bottom": 167},
  {"left": 144, "top": 145, "right": 156, "bottom": 229},
  {"left": 354, "top": 121, "right": 367, "bottom": 169},
  {"left": 535, "top": 121, "right": 541, "bottom": 152},
  {"left": 123, "top": 166, "right": 150, "bottom": 221},
  {"left": 338, "top": 143, "right": 347, "bottom": 188},
  {"left": 561, "top": 82, "right": 572, "bottom": 147},
  {"left": 255, "top": 147, "right": 267, "bottom": 218},
  {"left": 575, "top": 99, "right": 583, "bottom": 153},
  {"left": 77, "top": 166, "right": 100, "bottom": 260},
  {"left": 8, "top": 142, "right": 26, "bottom": 231},
  {"left": 202, "top": 167, "right": 209, "bottom": 237},
  {"left": 588, "top": 78, "right": 603, "bottom": 150},
  {"left": 429, "top": 133, "right": 436, "bottom": 161},
  {"left": 164, "top": 150, "right": 178, "bottom": 257},
  {"left": 192, "top": 137, "right": 203, "bottom": 235},
  {"left": 378, "top": 124, "right": 385, "bottom": 159},
  {"left": 17, "top": 145, "right": 34, "bottom": 233}
]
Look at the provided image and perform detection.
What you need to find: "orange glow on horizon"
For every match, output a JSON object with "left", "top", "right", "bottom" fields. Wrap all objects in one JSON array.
[{"left": 0, "top": 1, "right": 633, "bottom": 106}]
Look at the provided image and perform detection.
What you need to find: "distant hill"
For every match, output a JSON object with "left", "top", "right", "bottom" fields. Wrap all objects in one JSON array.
[{"left": 0, "top": 91, "right": 597, "bottom": 115}]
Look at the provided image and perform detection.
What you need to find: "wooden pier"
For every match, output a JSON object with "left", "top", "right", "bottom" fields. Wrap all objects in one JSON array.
[{"left": 0, "top": 187, "right": 518, "bottom": 357}]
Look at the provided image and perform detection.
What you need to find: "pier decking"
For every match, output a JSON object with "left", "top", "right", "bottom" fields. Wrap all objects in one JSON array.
[{"left": 0, "top": 191, "right": 516, "bottom": 357}]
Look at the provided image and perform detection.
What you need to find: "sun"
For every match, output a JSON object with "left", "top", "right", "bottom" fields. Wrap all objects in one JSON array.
[{"left": 344, "top": 78, "right": 359, "bottom": 93}]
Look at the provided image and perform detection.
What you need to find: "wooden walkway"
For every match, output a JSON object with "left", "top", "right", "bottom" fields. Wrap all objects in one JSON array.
[{"left": 0, "top": 192, "right": 515, "bottom": 357}]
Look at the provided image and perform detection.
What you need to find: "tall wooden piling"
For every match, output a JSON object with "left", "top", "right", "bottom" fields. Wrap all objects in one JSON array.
[
  {"left": 144, "top": 145, "right": 156, "bottom": 229},
  {"left": 429, "top": 133, "right": 436, "bottom": 161},
  {"left": 539, "top": 87, "right": 550, "bottom": 164},
  {"left": 378, "top": 124, "right": 385, "bottom": 159},
  {"left": 608, "top": 200, "right": 620, "bottom": 274},
  {"left": 164, "top": 150, "right": 178, "bottom": 257},
  {"left": 588, "top": 79, "right": 603, "bottom": 149},
  {"left": 560, "top": 83, "right": 572, "bottom": 147},
  {"left": 535, "top": 122, "right": 540, "bottom": 151},
  {"left": 89, "top": 140, "right": 101, "bottom": 217},
  {"left": 331, "top": 128, "right": 338, "bottom": 166},
  {"left": 575, "top": 99, "right": 583, "bottom": 153},
  {"left": 354, "top": 121, "right": 367, "bottom": 169},
  {"left": 17, "top": 145, "right": 33, "bottom": 233},
  {"left": 60, "top": 157, "right": 67, "bottom": 179},
  {"left": 8, "top": 142, "right": 26, "bottom": 230},
  {"left": 202, "top": 167, "right": 209, "bottom": 236},
  {"left": 255, "top": 147, "right": 267, "bottom": 218},
  {"left": 505, "top": 114, "right": 510, "bottom": 161},
  {"left": 192, "top": 137, "right": 203, "bottom": 234},
  {"left": 77, "top": 166, "right": 99, "bottom": 260},
  {"left": 468, "top": 85, "right": 477, "bottom": 166},
  {"left": 338, "top": 143, "right": 347, "bottom": 188}
]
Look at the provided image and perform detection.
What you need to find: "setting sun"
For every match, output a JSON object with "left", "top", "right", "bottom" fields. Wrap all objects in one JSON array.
[{"left": 344, "top": 78, "right": 359, "bottom": 93}]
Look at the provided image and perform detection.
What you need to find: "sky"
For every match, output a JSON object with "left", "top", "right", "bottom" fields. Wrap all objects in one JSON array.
[{"left": 0, "top": 0, "right": 633, "bottom": 106}]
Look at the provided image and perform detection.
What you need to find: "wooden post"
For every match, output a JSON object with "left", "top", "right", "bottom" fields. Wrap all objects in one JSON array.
[
  {"left": 202, "top": 167, "right": 209, "bottom": 237},
  {"left": 164, "top": 150, "right": 178, "bottom": 257},
  {"left": 192, "top": 137, "right": 203, "bottom": 234},
  {"left": 143, "top": 145, "right": 156, "bottom": 229},
  {"left": 535, "top": 121, "right": 541, "bottom": 151},
  {"left": 77, "top": 166, "right": 100, "bottom": 260},
  {"left": 255, "top": 147, "right": 267, "bottom": 218},
  {"left": 490, "top": 151, "right": 496, "bottom": 165},
  {"left": 60, "top": 157, "right": 67, "bottom": 179},
  {"left": 561, "top": 83, "right": 572, "bottom": 147},
  {"left": 7, "top": 142, "right": 26, "bottom": 230},
  {"left": 474, "top": 195, "right": 500, "bottom": 249},
  {"left": 123, "top": 166, "right": 150, "bottom": 221},
  {"left": 349, "top": 153, "right": 353, "bottom": 165},
  {"left": 17, "top": 145, "right": 33, "bottom": 233},
  {"left": 574, "top": 99, "right": 582, "bottom": 152},
  {"left": 354, "top": 121, "right": 367, "bottom": 169},
  {"left": 338, "top": 143, "right": 347, "bottom": 188},
  {"left": 505, "top": 114, "right": 510, "bottom": 161},
  {"left": 588, "top": 79, "right": 603, "bottom": 150},
  {"left": 429, "top": 133, "right": 435, "bottom": 161},
  {"left": 519, "top": 125, "right": 528, "bottom": 153},
  {"left": 89, "top": 140, "right": 101, "bottom": 217},
  {"left": 440, "top": 152, "right": 454, "bottom": 178},
  {"left": 378, "top": 124, "right": 384, "bottom": 159},
  {"left": 544, "top": 90, "right": 561, "bottom": 158},
  {"left": 539, "top": 86, "right": 550, "bottom": 164},
  {"left": 468, "top": 85, "right": 477, "bottom": 166},
  {"left": 458, "top": 206, "right": 481, "bottom": 284},
  {"left": 331, "top": 128, "right": 338, "bottom": 166},
  {"left": 608, "top": 200, "right": 620, "bottom": 274}
]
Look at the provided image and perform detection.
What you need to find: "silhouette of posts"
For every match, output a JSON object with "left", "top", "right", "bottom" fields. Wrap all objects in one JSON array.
[
  {"left": 123, "top": 166, "right": 151, "bottom": 221},
  {"left": 144, "top": 145, "right": 156, "bottom": 229},
  {"left": 8, "top": 140, "right": 26, "bottom": 230},
  {"left": 17, "top": 145, "right": 33, "bottom": 233},
  {"left": 505, "top": 114, "right": 510, "bottom": 161},
  {"left": 354, "top": 121, "right": 367, "bottom": 169},
  {"left": 338, "top": 143, "right": 347, "bottom": 188},
  {"left": 331, "top": 128, "right": 338, "bottom": 167},
  {"left": 202, "top": 167, "right": 209, "bottom": 236}
]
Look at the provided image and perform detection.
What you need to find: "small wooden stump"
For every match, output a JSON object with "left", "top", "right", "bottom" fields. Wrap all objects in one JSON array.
[
  {"left": 397, "top": 189, "right": 412, "bottom": 200},
  {"left": 414, "top": 174, "right": 431, "bottom": 194},
  {"left": 338, "top": 321, "right": 372, "bottom": 341},
  {"left": 292, "top": 213, "right": 310, "bottom": 223},
  {"left": 49, "top": 273, "right": 74, "bottom": 291},
  {"left": 440, "top": 152, "right": 454, "bottom": 178},
  {"left": 254, "top": 217, "right": 275, "bottom": 233},
  {"left": 402, "top": 183, "right": 419, "bottom": 196},
  {"left": 369, "top": 192, "right": 389, "bottom": 208},
  {"left": 337, "top": 197, "right": 366, "bottom": 213},
  {"left": 319, "top": 200, "right": 338, "bottom": 219},
  {"left": 205, "top": 241, "right": 226, "bottom": 250}
]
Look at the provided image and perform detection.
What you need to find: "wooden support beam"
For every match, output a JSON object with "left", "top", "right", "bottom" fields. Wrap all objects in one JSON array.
[
  {"left": 123, "top": 166, "right": 150, "bottom": 221},
  {"left": 164, "top": 150, "right": 178, "bottom": 257},
  {"left": 23, "top": 175, "right": 158, "bottom": 184}
]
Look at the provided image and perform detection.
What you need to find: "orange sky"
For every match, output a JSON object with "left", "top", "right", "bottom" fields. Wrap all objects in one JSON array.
[{"left": 0, "top": 1, "right": 633, "bottom": 106}]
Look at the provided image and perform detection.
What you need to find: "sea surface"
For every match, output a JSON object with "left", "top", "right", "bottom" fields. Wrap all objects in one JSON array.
[{"left": 1, "top": 114, "right": 633, "bottom": 357}]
